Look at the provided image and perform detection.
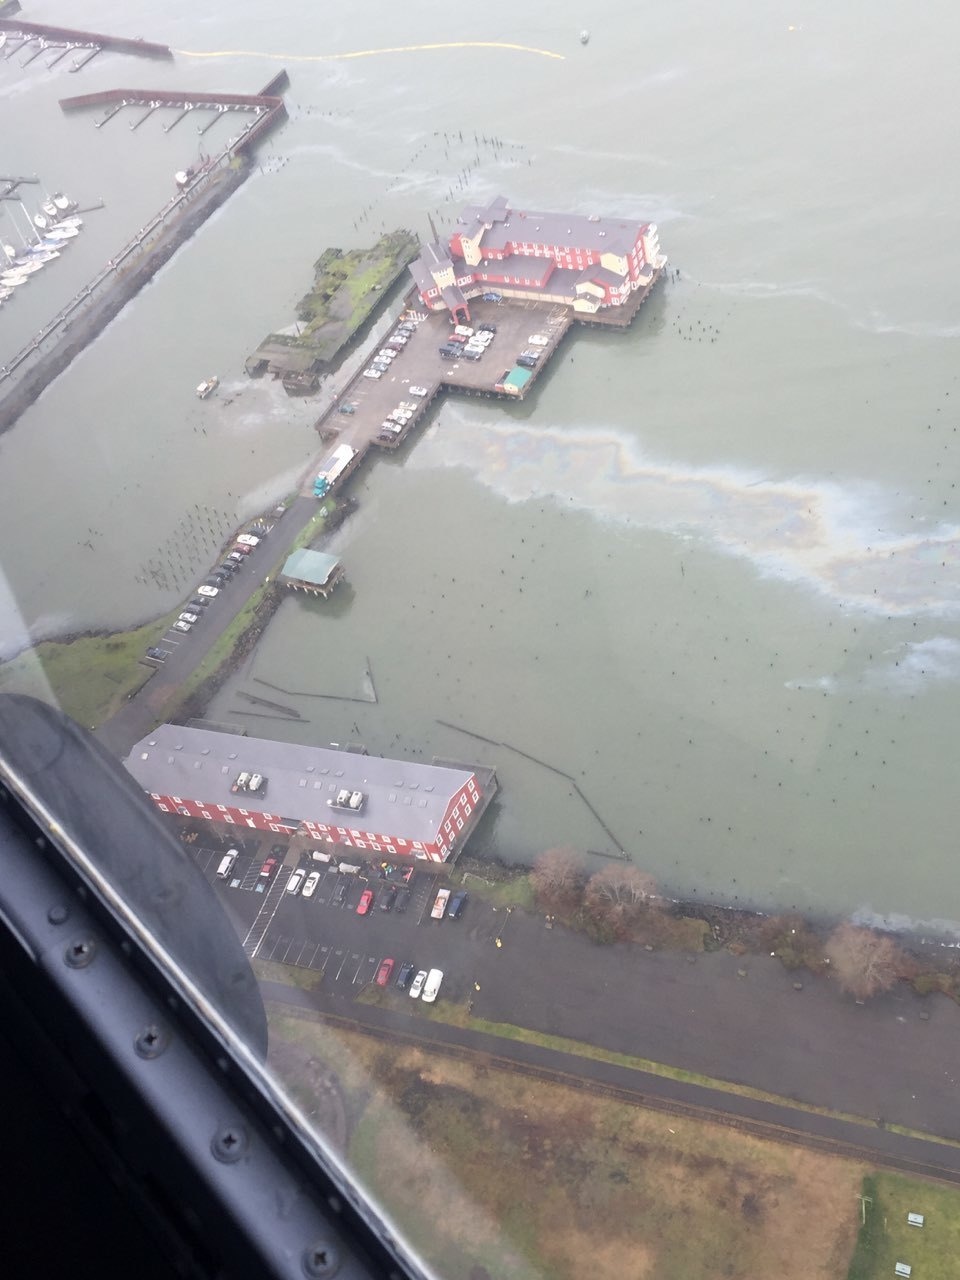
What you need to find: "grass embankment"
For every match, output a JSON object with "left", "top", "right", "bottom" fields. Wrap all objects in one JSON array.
[
  {"left": 253, "top": 957, "right": 323, "bottom": 993},
  {"left": 847, "top": 1172, "right": 960, "bottom": 1279},
  {"left": 268, "top": 1009, "right": 870, "bottom": 1280},
  {"left": 0, "top": 503, "right": 332, "bottom": 731},
  {"left": 0, "top": 611, "right": 179, "bottom": 728}
]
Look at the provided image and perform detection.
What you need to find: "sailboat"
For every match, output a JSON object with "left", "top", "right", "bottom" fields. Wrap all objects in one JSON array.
[
  {"left": 33, "top": 213, "right": 48, "bottom": 231},
  {"left": 46, "top": 226, "right": 80, "bottom": 240}
]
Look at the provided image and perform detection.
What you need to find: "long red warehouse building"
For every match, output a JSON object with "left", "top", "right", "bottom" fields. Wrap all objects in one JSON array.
[{"left": 124, "top": 725, "right": 494, "bottom": 863}]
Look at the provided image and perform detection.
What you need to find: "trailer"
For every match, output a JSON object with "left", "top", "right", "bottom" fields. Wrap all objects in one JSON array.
[{"left": 313, "top": 443, "right": 358, "bottom": 498}]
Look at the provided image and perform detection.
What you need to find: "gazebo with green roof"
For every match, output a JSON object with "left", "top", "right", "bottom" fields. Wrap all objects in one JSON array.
[{"left": 280, "top": 547, "right": 344, "bottom": 598}]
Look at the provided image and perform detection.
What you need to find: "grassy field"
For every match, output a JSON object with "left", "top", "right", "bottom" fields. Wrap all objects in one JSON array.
[
  {"left": 267, "top": 1007, "right": 870, "bottom": 1280},
  {"left": 0, "top": 612, "right": 178, "bottom": 727},
  {"left": 847, "top": 1172, "right": 960, "bottom": 1279}
]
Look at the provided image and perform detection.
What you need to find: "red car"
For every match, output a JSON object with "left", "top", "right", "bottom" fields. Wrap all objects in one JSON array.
[
  {"left": 375, "top": 958, "right": 394, "bottom": 987},
  {"left": 356, "top": 888, "right": 374, "bottom": 915},
  {"left": 258, "top": 857, "right": 277, "bottom": 879}
]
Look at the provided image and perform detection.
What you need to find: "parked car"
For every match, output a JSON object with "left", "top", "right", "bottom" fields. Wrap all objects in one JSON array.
[
  {"left": 301, "top": 871, "right": 321, "bottom": 899},
  {"left": 172, "top": 620, "right": 192, "bottom": 633},
  {"left": 216, "top": 849, "right": 238, "bottom": 879},
  {"left": 447, "top": 334, "right": 467, "bottom": 345},
  {"left": 408, "top": 969, "right": 428, "bottom": 999},
  {"left": 187, "top": 597, "right": 210, "bottom": 610},
  {"left": 461, "top": 347, "right": 482, "bottom": 360},
  {"left": 236, "top": 534, "right": 260, "bottom": 547},
  {"left": 409, "top": 386, "right": 429, "bottom": 397},
  {"left": 286, "top": 869, "right": 305, "bottom": 895},
  {"left": 356, "top": 888, "right": 374, "bottom": 915},
  {"left": 517, "top": 356, "right": 539, "bottom": 369},
  {"left": 375, "top": 958, "right": 395, "bottom": 987},
  {"left": 528, "top": 333, "right": 549, "bottom": 346},
  {"left": 363, "top": 368, "right": 382, "bottom": 380},
  {"left": 478, "top": 322, "right": 497, "bottom": 333},
  {"left": 332, "top": 881, "right": 347, "bottom": 906},
  {"left": 231, "top": 544, "right": 253, "bottom": 556},
  {"left": 395, "top": 962, "right": 416, "bottom": 991},
  {"left": 259, "top": 856, "right": 277, "bottom": 880},
  {"left": 422, "top": 969, "right": 444, "bottom": 1003},
  {"left": 145, "top": 646, "right": 169, "bottom": 661},
  {"left": 379, "top": 885, "right": 398, "bottom": 912},
  {"left": 481, "top": 291, "right": 502, "bottom": 302},
  {"left": 178, "top": 612, "right": 200, "bottom": 625},
  {"left": 394, "top": 887, "right": 411, "bottom": 914},
  {"left": 448, "top": 891, "right": 467, "bottom": 920}
]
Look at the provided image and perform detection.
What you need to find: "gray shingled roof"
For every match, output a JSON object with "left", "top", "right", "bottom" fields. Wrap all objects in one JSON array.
[
  {"left": 457, "top": 198, "right": 648, "bottom": 257},
  {"left": 124, "top": 724, "right": 476, "bottom": 845}
]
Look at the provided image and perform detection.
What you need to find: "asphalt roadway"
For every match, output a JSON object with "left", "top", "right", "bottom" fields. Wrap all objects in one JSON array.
[
  {"left": 95, "top": 495, "right": 319, "bottom": 757},
  {"left": 185, "top": 840, "right": 960, "bottom": 1157},
  {"left": 262, "top": 978, "right": 960, "bottom": 1186}
]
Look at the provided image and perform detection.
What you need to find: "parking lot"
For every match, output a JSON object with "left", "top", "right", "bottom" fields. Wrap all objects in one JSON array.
[{"left": 186, "top": 840, "right": 498, "bottom": 1006}]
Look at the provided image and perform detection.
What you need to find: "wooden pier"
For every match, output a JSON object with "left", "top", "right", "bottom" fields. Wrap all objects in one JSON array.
[
  {"left": 0, "top": 17, "right": 172, "bottom": 65},
  {"left": 304, "top": 269, "right": 664, "bottom": 472}
]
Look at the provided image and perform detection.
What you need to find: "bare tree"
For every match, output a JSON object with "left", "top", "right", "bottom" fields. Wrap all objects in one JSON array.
[
  {"left": 583, "top": 864, "right": 659, "bottom": 940},
  {"left": 530, "top": 847, "right": 584, "bottom": 913},
  {"left": 824, "top": 923, "right": 908, "bottom": 1000}
]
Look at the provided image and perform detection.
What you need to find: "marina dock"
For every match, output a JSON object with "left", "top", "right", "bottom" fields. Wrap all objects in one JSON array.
[{"left": 0, "top": 73, "right": 288, "bottom": 434}]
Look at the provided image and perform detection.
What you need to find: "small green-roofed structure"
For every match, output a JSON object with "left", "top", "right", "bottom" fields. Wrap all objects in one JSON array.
[
  {"left": 501, "top": 366, "right": 533, "bottom": 396},
  {"left": 280, "top": 548, "right": 344, "bottom": 598}
]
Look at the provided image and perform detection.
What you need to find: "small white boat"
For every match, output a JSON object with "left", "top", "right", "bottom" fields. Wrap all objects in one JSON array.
[
  {"left": 31, "top": 250, "right": 60, "bottom": 264},
  {"left": 52, "top": 193, "right": 78, "bottom": 213},
  {"left": 18, "top": 260, "right": 44, "bottom": 275},
  {"left": 196, "top": 375, "right": 219, "bottom": 399},
  {"left": 47, "top": 227, "right": 80, "bottom": 240},
  {"left": 41, "top": 200, "right": 58, "bottom": 219},
  {"left": 33, "top": 214, "right": 48, "bottom": 230},
  {"left": 2, "top": 272, "right": 30, "bottom": 287},
  {"left": 56, "top": 216, "right": 83, "bottom": 229}
]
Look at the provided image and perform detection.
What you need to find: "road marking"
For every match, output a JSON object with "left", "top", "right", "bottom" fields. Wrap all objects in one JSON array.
[{"left": 334, "top": 950, "right": 350, "bottom": 981}]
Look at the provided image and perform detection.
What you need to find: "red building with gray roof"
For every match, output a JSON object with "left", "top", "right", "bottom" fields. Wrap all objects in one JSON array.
[
  {"left": 124, "top": 724, "right": 495, "bottom": 863},
  {"left": 409, "top": 194, "right": 666, "bottom": 322}
]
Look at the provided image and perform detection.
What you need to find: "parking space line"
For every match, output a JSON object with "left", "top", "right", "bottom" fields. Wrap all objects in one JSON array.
[{"left": 334, "top": 950, "right": 349, "bottom": 980}]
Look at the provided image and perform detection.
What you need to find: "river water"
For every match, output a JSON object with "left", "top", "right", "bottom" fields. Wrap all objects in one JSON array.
[{"left": 3, "top": 0, "right": 960, "bottom": 924}]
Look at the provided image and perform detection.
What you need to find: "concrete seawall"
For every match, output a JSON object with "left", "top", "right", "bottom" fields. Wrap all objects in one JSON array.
[{"left": 0, "top": 163, "right": 248, "bottom": 436}]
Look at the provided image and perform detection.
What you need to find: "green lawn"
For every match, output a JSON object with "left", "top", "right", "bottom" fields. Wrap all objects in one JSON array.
[
  {"left": 0, "top": 612, "right": 179, "bottom": 728},
  {"left": 848, "top": 1172, "right": 960, "bottom": 1279}
]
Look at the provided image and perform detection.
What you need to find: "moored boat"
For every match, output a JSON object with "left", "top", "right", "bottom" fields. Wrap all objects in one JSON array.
[{"left": 196, "top": 375, "right": 219, "bottom": 399}]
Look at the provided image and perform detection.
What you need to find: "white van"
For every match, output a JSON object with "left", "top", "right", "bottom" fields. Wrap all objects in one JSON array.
[
  {"left": 216, "top": 849, "right": 238, "bottom": 879},
  {"left": 422, "top": 969, "right": 444, "bottom": 1003},
  {"left": 338, "top": 863, "right": 362, "bottom": 875},
  {"left": 454, "top": 325, "right": 474, "bottom": 337},
  {"left": 310, "top": 849, "right": 335, "bottom": 864}
]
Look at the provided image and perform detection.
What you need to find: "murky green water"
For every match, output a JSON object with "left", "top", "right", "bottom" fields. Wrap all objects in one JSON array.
[{"left": 4, "top": 0, "right": 960, "bottom": 922}]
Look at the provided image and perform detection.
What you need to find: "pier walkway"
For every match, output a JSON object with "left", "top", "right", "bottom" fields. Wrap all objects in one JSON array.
[{"left": 299, "top": 274, "right": 662, "bottom": 490}]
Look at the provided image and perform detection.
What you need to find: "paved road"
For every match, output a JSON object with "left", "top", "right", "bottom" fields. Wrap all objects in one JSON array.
[
  {"left": 261, "top": 978, "right": 960, "bottom": 1185},
  {"left": 185, "top": 837, "right": 960, "bottom": 1146},
  {"left": 95, "top": 494, "right": 319, "bottom": 757}
]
